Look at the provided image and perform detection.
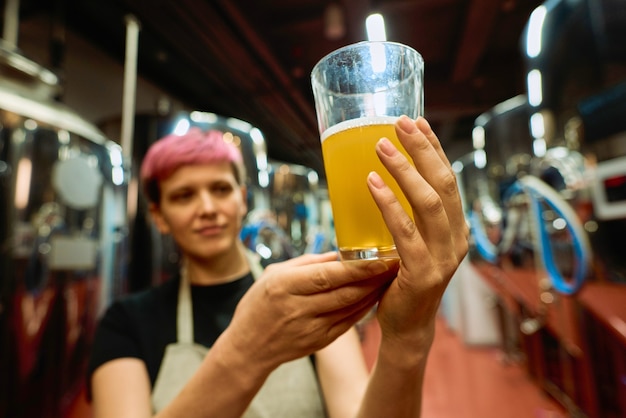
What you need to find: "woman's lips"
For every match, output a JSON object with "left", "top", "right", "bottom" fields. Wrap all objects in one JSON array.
[{"left": 196, "top": 225, "right": 224, "bottom": 236}]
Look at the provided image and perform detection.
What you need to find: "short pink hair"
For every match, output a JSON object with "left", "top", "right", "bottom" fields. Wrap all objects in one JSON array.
[{"left": 140, "top": 127, "right": 245, "bottom": 204}]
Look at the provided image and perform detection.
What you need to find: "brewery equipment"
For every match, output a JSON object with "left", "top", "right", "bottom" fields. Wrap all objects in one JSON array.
[
  {"left": 462, "top": 0, "right": 626, "bottom": 414},
  {"left": 0, "top": 46, "right": 128, "bottom": 417}
]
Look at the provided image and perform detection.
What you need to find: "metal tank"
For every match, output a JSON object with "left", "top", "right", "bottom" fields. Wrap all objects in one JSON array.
[
  {"left": 0, "top": 46, "right": 128, "bottom": 418},
  {"left": 480, "top": 0, "right": 626, "bottom": 415},
  {"left": 452, "top": 95, "right": 536, "bottom": 359},
  {"left": 457, "top": 95, "right": 534, "bottom": 266},
  {"left": 241, "top": 161, "right": 332, "bottom": 265},
  {"left": 520, "top": 0, "right": 626, "bottom": 292}
]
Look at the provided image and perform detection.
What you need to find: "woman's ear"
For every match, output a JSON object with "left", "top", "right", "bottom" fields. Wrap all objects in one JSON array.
[{"left": 148, "top": 203, "right": 171, "bottom": 234}]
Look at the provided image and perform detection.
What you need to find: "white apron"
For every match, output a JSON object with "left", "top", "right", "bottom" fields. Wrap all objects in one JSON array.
[{"left": 151, "top": 251, "right": 327, "bottom": 417}]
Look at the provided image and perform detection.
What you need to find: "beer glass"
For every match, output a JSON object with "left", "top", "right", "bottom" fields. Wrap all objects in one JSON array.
[{"left": 311, "top": 41, "right": 424, "bottom": 260}]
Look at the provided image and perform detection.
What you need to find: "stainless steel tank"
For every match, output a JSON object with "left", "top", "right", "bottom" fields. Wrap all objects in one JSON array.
[
  {"left": 520, "top": 0, "right": 626, "bottom": 290},
  {"left": 242, "top": 161, "right": 327, "bottom": 264},
  {"left": 457, "top": 95, "right": 534, "bottom": 266},
  {"left": 0, "top": 46, "right": 128, "bottom": 418}
]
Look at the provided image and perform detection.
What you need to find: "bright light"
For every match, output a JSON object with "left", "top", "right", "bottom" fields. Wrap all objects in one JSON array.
[
  {"left": 366, "top": 13, "right": 386, "bottom": 41},
  {"left": 227, "top": 117, "right": 252, "bottom": 133},
  {"left": 112, "top": 166, "right": 125, "bottom": 186},
  {"left": 373, "top": 88, "right": 387, "bottom": 114},
  {"left": 173, "top": 118, "right": 190, "bottom": 135},
  {"left": 307, "top": 170, "right": 319, "bottom": 186},
  {"left": 190, "top": 111, "right": 218, "bottom": 124},
  {"left": 256, "top": 152, "right": 268, "bottom": 171},
  {"left": 526, "top": 6, "right": 547, "bottom": 58},
  {"left": 533, "top": 138, "right": 547, "bottom": 157},
  {"left": 250, "top": 128, "right": 265, "bottom": 145},
  {"left": 472, "top": 126, "right": 485, "bottom": 150},
  {"left": 24, "top": 119, "right": 38, "bottom": 130},
  {"left": 369, "top": 42, "right": 387, "bottom": 73},
  {"left": 527, "top": 69, "right": 543, "bottom": 107},
  {"left": 553, "top": 218, "right": 567, "bottom": 230},
  {"left": 109, "top": 147, "right": 123, "bottom": 167},
  {"left": 58, "top": 130, "right": 71, "bottom": 145},
  {"left": 256, "top": 243, "right": 273, "bottom": 259},
  {"left": 15, "top": 158, "right": 32, "bottom": 209},
  {"left": 530, "top": 112, "right": 545, "bottom": 139},
  {"left": 474, "top": 149, "right": 487, "bottom": 169},
  {"left": 258, "top": 170, "right": 269, "bottom": 188}
]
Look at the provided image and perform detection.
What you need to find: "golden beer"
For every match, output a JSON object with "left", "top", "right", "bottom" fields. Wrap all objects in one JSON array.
[
  {"left": 312, "top": 41, "right": 424, "bottom": 259},
  {"left": 321, "top": 116, "right": 413, "bottom": 259}
]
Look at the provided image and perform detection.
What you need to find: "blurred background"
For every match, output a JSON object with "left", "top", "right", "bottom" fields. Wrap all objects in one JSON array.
[{"left": 1, "top": 0, "right": 625, "bottom": 417}]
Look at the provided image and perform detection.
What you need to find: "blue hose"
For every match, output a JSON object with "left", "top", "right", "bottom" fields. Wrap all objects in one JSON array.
[
  {"left": 504, "top": 176, "right": 592, "bottom": 295},
  {"left": 469, "top": 209, "right": 499, "bottom": 264}
]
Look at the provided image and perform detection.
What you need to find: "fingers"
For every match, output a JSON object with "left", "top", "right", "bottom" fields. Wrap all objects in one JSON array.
[
  {"left": 373, "top": 116, "right": 468, "bottom": 262},
  {"left": 269, "top": 251, "right": 339, "bottom": 269},
  {"left": 233, "top": 258, "right": 396, "bottom": 366},
  {"left": 284, "top": 259, "right": 397, "bottom": 295},
  {"left": 415, "top": 117, "right": 452, "bottom": 169},
  {"left": 366, "top": 170, "right": 427, "bottom": 264},
  {"left": 410, "top": 117, "right": 469, "bottom": 251},
  {"left": 370, "top": 130, "right": 452, "bottom": 262},
  {"left": 320, "top": 290, "right": 385, "bottom": 340}
]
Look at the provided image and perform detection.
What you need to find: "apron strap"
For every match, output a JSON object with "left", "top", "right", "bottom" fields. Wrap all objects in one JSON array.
[
  {"left": 177, "top": 264, "right": 194, "bottom": 344},
  {"left": 244, "top": 249, "right": 264, "bottom": 281},
  {"left": 176, "top": 249, "right": 264, "bottom": 343}
]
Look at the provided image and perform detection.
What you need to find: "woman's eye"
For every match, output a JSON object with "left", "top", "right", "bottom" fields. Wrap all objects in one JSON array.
[
  {"left": 171, "top": 191, "right": 193, "bottom": 201},
  {"left": 213, "top": 184, "right": 233, "bottom": 195}
]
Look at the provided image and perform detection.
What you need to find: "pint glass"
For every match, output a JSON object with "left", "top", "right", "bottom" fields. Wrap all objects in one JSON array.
[{"left": 311, "top": 41, "right": 424, "bottom": 260}]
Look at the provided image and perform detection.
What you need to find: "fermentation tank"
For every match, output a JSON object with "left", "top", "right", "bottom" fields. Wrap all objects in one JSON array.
[
  {"left": 461, "top": 0, "right": 626, "bottom": 414},
  {"left": 241, "top": 161, "right": 331, "bottom": 265},
  {"left": 0, "top": 47, "right": 128, "bottom": 417},
  {"left": 521, "top": 0, "right": 626, "bottom": 289},
  {"left": 458, "top": 95, "right": 534, "bottom": 265}
]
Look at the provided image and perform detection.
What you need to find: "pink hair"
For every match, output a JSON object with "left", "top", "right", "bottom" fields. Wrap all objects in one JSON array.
[{"left": 140, "top": 127, "right": 245, "bottom": 203}]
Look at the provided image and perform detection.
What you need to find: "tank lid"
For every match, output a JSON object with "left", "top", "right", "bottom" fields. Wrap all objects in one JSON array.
[{"left": 0, "top": 86, "right": 108, "bottom": 146}]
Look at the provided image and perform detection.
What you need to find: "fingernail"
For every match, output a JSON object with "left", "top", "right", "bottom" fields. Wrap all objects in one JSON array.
[
  {"left": 397, "top": 115, "right": 417, "bottom": 134},
  {"left": 367, "top": 171, "right": 385, "bottom": 189},
  {"left": 417, "top": 116, "right": 433, "bottom": 134},
  {"left": 378, "top": 137, "right": 397, "bottom": 156}
]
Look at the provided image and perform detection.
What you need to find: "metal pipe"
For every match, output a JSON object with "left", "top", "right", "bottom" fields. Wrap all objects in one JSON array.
[
  {"left": 121, "top": 15, "right": 140, "bottom": 227},
  {"left": 121, "top": 14, "right": 141, "bottom": 163},
  {"left": 2, "top": 0, "right": 19, "bottom": 48}
]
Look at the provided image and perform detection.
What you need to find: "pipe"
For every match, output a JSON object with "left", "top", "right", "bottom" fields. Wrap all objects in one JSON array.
[
  {"left": 121, "top": 14, "right": 140, "bottom": 229},
  {"left": 120, "top": 15, "right": 141, "bottom": 163},
  {"left": 503, "top": 175, "right": 592, "bottom": 294},
  {"left": 2, "top": 0, "right": 19, "bottom": 49}
]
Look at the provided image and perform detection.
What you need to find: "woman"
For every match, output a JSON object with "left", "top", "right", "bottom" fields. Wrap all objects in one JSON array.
[{"left": 88, "top": 115, "right": 469, "bottom": 418}]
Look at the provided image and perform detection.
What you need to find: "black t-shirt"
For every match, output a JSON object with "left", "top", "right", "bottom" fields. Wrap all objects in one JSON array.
[{"left": 87, "top": 272, "right": 255, "bottom": 387}]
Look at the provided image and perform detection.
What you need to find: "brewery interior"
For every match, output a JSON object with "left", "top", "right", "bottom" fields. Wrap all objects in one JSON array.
[{"left": 1, "top": 0, "right": 625, "bottom": 417}]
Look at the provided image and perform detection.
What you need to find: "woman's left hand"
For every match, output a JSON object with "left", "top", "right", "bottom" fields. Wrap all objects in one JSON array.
[{"left": 367, "top": 115, "right": 469, "bottom": 350}]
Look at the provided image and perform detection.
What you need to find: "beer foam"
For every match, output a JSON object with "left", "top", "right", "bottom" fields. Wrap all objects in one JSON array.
[{"left": 321, "top": 116, "right": 399, "bottom": 142}]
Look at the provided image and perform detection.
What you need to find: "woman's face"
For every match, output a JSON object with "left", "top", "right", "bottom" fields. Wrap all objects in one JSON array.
[{"left": 149, "top": 162, "right": 247, "bottom": 261}]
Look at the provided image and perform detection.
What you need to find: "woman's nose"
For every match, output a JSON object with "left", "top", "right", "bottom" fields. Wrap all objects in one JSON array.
[{"left": 198, "top": 191, "right": 217, "bottom": 214}]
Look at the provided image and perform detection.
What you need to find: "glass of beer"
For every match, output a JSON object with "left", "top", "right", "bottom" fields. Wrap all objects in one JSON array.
[{"left": 311, "top": 41, "right": 424, "bottom": 260}]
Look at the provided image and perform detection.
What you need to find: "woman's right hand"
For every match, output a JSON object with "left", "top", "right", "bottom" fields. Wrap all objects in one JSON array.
[{"left": 219, "top": 252, "right": 398, "bottom": 372}]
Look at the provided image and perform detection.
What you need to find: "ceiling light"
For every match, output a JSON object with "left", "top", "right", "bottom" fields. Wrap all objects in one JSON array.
[{"left": 366, "top": 13, "right": 386, "bottom": 41}]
